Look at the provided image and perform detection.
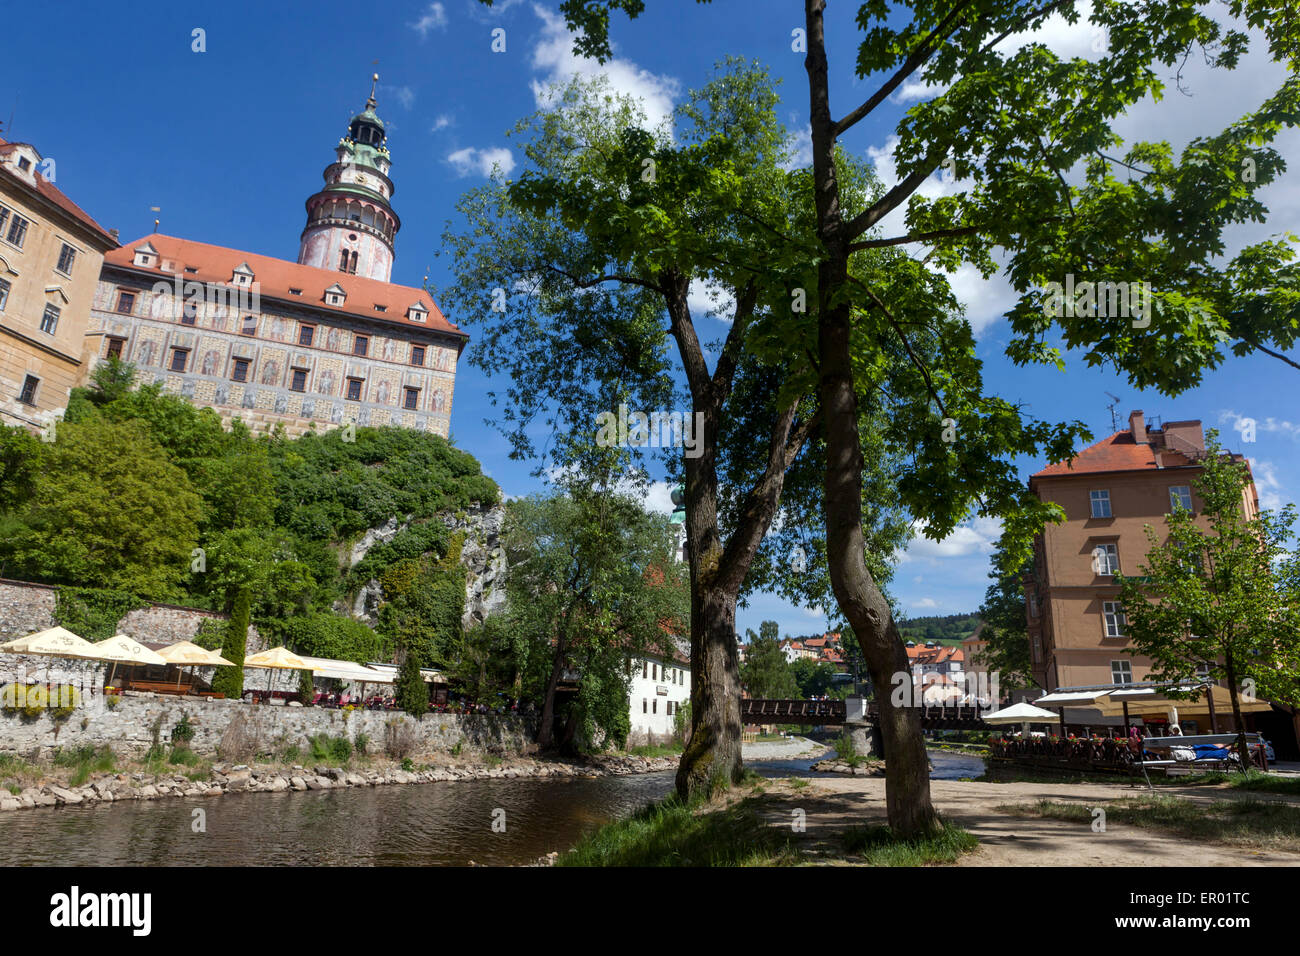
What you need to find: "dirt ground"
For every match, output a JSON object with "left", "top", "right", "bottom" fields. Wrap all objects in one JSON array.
[{"left": 753, "top": 776, "right": 1300, "bottom": 866}]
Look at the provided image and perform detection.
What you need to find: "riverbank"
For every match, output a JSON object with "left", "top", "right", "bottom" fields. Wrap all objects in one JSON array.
[{"left": 0, "top": 748, "right": 677, "bottom": 813}]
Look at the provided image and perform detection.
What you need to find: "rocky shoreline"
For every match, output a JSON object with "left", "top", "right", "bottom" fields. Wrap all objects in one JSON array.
[
  {"left": 809, "top": 757, "right": 886, "bottom": 776},
  {"left": 0, "top": 752, "right": 679, "bottom": 814}
]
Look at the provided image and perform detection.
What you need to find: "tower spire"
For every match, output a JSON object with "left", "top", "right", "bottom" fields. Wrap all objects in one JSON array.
[{"left": 295, "top": 75, "right": 400, "bottom": 282}]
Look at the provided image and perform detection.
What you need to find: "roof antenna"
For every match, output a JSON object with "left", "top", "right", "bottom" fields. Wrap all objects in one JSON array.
[{"left": 1105, "top": 392, "right": 1121, "bottom": 433}]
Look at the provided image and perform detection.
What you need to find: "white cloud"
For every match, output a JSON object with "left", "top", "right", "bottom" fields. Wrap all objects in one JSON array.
[
  {"left": 912, "top": 597, "right": 939, "bottom": 610},
  {"left": 446, "top": 146, "right": 516, "bottom": 178},
  {"left": 780, "top": 118, "right": 813, "bottom": 171},
  {"left": 899, "top": 516, "right": 1002, "bottom": 562},
  {"left": 686, "top": 278, "right": 735, "bottom": 322},
  {"left": 411, "top": 2, "right": 448, "bottom": 37},
  {"left": 1219, "top": 410, "right": 1300, "bottom": 442},
  {"left": 529, "top": 3, "right": 679, "bottom": 130},
  {"left": 1248, "top": 458, "right": 1287, "bottom": 511},
  {"left": 381, "top": 85, "right": 415, "bottom": 110},
  {"left": 431, "top": 114, "right": 454, "bottom": 132}
]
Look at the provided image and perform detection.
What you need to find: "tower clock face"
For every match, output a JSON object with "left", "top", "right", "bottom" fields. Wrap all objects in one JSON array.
[{"left": 356, "top": 174, "right": 368, "bottom": 185}]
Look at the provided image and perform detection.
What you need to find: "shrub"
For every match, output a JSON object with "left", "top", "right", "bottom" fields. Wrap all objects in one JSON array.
[
  {"left": 21, "top": 685, "right": 47, "bottom": 719},
  {"left": 191, "top": 618, "right": 226, "bottom": 651},
  {"left": 383, "top": 718, "right": 419, "bottom": 760},
  {"left": 0, "top": 683, "right": 29, "bottom": 712},
  {"left": 354, "top": 732, "right": 370, "bottom": 755},
  {"left": 54, "top": 586, "right": 145, "bottom": 641},
  {"left": 50, "top": 685, "right": 80, "bottom": 721},
  {"left": 170, "top": 713, "right": 196, "bottom": 746},
  {"left": 105, "top": 694, "right": 121, "bottom": 710},
  {"left": 297, "top": 668, "right": 315, "bottom": 705},
  {"left": 308, "top": 733, "right": 352, "bottom": 764},
  {"left": 168, "top": 746, "right": 203, "bottom": 767}
]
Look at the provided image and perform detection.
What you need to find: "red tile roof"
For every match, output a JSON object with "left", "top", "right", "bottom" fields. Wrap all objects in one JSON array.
[
  {"left": 104, "top": 233, "right": 465, "bottom": 339},
  {"left": 0, "top": 139, "right": 117, "bottom": 246},
  {"left": 1031, "top": 430, "right": 1158, "bottom": 479}
]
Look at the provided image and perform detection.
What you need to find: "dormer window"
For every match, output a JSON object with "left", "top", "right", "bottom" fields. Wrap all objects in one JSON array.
[
  {"left": 16, "top": 157, "right": 30, "bottom": 172},
  {"left": 289, "top": 287, "right": 303, "bottom": 296},
  {"left": 184, "top": 266, "right": 198, "bottom": 274},
  {"left": 324, "top": 283, "right": 346, "bottom": 307},
  {"left": 231, "top": 263, "right": 255, "bottom": 287},
  {"left": 407, "top": 304, "right": 427, "bottom": 323},
  {"left": 132, "top": 242, "right": 158, "bottom": 268}
]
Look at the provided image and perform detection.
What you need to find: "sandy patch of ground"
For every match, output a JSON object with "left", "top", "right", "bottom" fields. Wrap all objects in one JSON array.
[{"left": 751, "top": 776, "right": 1300, "bottom": 866}]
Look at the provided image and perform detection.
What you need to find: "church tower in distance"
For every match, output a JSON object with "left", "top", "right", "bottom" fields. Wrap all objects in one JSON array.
[{"left": 297, "top": 74, "right": 400, "bottom": 282}]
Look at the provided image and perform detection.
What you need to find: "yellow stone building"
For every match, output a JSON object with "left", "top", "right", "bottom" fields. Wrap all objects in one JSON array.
[{"left": 0, "top": 138, "right": 117, "bottom": 430}]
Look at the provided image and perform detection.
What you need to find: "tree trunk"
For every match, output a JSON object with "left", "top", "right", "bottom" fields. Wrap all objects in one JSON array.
[
  {"left": 803, "top": 0, "right": 937, "bottom": 837},
  {"left": 537, "top": 630, "right": 569, "bottom": 749},
  {"left": 1224, "top": 653, "right": 1252, "bottom": 770},
  {"left": 676, "top": 581, "right": 744, "bottom": 798},
  {"left": 818, "top": 276, "right": 939, "bottom": 836}
]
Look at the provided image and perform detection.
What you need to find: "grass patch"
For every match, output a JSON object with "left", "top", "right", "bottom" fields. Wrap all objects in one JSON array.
[
  {"left": 51, "top": 745, "right": 116, "bottom": 787},
  {"left": 308, "top": 733, "right": 352, "bottom": 765},
  {"left": 1001, "top": 796, "right": 1300, "bottom": 852},
  {"left": 840, "top": 821, "right": 979, "bottom": 866},
  {"left": 626, "top": 742, "right": 684, "bottom": 759},
  {"left": 787, "top": 777, "right": 810, "bottom": 790},
  {"left": 559, "top": 793, "right": 802, "bottom": 867}
]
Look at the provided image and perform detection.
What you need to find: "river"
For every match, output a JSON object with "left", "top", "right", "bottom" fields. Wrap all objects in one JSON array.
[{"left": 0, "top": 746, "right": 986, "bottom": 866}]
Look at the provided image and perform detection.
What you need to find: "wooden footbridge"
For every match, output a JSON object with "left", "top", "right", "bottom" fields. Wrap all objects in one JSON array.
[{"left": 741, "top": 698, "right": 988, "bottom": 731}]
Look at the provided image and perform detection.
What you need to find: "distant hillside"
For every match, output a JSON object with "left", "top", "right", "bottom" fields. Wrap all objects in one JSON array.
[{"left": 898, "top": 613, "right": 980, "bottom": 646}]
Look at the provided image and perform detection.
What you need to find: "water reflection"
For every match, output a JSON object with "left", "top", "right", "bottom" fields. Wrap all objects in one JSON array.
[{"left": 1, "top": 772, "right": 676, "bottom": 867}]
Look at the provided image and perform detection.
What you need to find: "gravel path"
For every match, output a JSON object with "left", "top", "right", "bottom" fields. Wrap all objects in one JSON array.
[{"left": 741, "top": 737, "right": 828, "bottom": 761}]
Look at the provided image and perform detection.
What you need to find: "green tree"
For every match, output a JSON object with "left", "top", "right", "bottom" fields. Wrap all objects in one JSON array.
[
  {"left": 0, "top": 419, "right": 201, "bottom": 599},
  {"left": 0, "top": 426, "right": 39, "bottom": 514},
  {"left": 791, "top": 657, "right": 838, "bottom": 699},
  {"left": 741, "top": 631, "right": 799, "bottom": 699},
  {"left": 503, "top": 486, "right": 688, "bottom": 751},
  {"left": 1118, "top": 433, "right": 1300, "bottom": 767},
  {"left": 442, "top": 64, "right": 913, "bottom": 796},
  {"left": 521, "top": 0, "right": 1300, "bottom": 840},
  {"left": 976, "top": 543, "right": 1037, "bottom": 690},
  {"left": 211, "top": 590, "right": 251, "bottom": 700}
]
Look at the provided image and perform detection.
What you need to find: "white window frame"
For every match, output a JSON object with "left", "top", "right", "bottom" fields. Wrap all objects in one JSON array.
[
  {"left": 1169, "top": 485, "right": 1193, "bottom": 512},
  {"left": 1110, "top": 659, "right": 1133, "bottom": 684},
  {"left": 1092, "top": 543, "right": 1120, "bottom": 575},
  {"left": 1103, "top": 601, "right": 1127, "bottom": 638},
  {"left": 1089, "top": 489, "right": 1112, "bottom": 518}
]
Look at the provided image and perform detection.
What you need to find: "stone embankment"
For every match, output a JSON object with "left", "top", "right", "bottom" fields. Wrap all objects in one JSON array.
[
  {"left": 0, "top": 752, "right": 678, "bottom": 814},
  {"left": 809, "top": 757, "right": 886, "bottom": 776}
]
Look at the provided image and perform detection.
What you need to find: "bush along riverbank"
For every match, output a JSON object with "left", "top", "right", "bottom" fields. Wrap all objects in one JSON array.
[{"left": 0, "top": 743, "right": 677, "bottom": 814}]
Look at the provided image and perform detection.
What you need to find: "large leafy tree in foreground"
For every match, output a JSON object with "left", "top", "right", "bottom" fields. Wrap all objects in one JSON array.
[
  {"left": 1119, "top": 434, "right": 1300, "bottom": 767},
  {"left": 509, "top": 0, "right": 1299, "bottom": 835}
]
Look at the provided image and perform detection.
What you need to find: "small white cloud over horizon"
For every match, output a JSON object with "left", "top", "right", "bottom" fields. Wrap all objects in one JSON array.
[
  {"left": 446, "top": 146, "right": 516, "bottom": 178},
  {"left": 431, "top": 114, "right": 453, "bottom": 132}
]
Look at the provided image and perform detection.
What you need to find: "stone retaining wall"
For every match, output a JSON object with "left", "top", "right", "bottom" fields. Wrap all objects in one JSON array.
[
  {"left": 0, "top": 691, "right": 535, "bottom": 759},
  {"left": 0, "top": 578, "right": 258, "bottom": 649}
]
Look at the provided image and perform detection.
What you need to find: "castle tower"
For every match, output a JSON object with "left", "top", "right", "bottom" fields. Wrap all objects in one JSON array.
[{"left": 297, "top": 74, "right": 400, "bottom": 282}]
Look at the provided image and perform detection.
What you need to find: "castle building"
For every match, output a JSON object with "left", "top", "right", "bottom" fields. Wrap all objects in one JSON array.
[
  {"left": 86, "top": 78, "right": 465, "bottom": 437},
  {"left": 0, "top": 138, "right": 118, "bottom": 429}
]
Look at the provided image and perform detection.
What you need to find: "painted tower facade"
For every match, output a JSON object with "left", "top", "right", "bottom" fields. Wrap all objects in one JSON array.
[{"left": 297, "top": 75, "right": 399, "bottom": 283}]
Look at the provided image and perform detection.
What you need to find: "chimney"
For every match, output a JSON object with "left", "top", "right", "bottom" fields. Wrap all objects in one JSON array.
[{"left": 1129, "top": 410, "right": 1147, "bottom": 444}]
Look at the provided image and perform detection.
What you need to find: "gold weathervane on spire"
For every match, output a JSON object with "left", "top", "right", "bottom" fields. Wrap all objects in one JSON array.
[{"left": 367, "top": 72, "right": 379, "bottom": 110}]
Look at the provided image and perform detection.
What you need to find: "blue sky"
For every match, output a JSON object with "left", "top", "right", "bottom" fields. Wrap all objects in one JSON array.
[{"left": 7, "top": 1, "right": 1297, "bottom": 640}]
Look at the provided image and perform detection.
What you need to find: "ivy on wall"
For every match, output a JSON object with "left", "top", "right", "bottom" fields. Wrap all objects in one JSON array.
[{"left": 52, "top": 586, "right": 146, "bottom": 641}]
